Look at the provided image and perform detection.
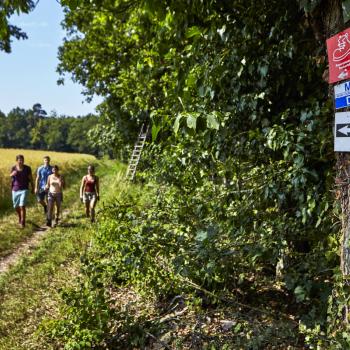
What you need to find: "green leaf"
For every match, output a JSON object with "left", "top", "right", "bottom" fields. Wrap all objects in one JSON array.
[
  {"left": 186, "top": 114, "right": 197, "bottom": 129},
  {"left": 196, "top": 230, "right": 208, "bottom": 242},
  {"left": 151, "top": 124, "right": 161, "bottom": 141},
  {"left": 185, "top": 26, "right": 202, "bottom": 38},
  {"left": 206, "top": 112, "right": 220, "bottom": 130},
  {"left": 258, "top": 65, "right": 268, "bottom": 77},
  {"left": 294, "top": 285, "right": 306, "bottom": 302},
  {"left": 173, "top": 114, "right": 183, "bottom": 134}
]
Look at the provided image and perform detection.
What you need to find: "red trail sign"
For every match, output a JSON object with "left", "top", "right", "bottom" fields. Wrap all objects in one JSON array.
[{"left": 327, "top": 28, "right": 350, "bottom": 84}]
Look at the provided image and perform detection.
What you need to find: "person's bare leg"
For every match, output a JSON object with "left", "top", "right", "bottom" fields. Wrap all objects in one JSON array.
[
  {"left": 20, "top": 206, "right": 26, "bottom": 227},
  {"left": 85, "top": 202, "right": 90, "bottom": 218},
  {"left": 15, "top": 207, "right": 21, "bottom": 224},
  {"left": 90, "top": 198, "right": 96, "bottom": 222}
]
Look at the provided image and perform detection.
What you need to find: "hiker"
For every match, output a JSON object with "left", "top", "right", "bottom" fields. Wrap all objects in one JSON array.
[
  {"left": 80, "top": 165, "right": 100, "bottom": 223},
  {"left": 34, "top": 155, "right": 52, "bottom": 215},
  {"left": 46, "top": 165, "right": 64, "bottom": 227},
  {"left": 10, "top": 154, "right": 34, "bottom": 228}
]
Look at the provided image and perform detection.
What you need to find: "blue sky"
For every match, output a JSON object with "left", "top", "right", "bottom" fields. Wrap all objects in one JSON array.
[{"left": 0, "top": 0, "right": 102, "bottom": 117}]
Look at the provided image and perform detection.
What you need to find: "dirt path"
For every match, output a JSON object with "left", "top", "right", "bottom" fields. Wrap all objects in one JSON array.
[{"left": 0, "top": 209, "right": 70, "bottom": 274}]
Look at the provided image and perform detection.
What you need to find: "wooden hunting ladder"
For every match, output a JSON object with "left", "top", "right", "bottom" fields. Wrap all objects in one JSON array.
[{"left": 125, "top": 123, "right": 149, "bottom": 181}]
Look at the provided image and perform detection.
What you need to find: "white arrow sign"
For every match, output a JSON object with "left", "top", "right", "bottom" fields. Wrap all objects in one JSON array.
[
  {"left": 335, "top": 112, "right": 350, "bottom": 151},
  {"left": 338, "top": 125, "right": 350, "bottom": 135},
  {"left": 338, "top": 71, "right": 349, "bottom": 79}
]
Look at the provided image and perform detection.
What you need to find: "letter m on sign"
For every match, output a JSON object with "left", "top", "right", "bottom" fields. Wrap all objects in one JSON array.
[{"left": 345, "top": 82, "right": 350, "bottom": 91}]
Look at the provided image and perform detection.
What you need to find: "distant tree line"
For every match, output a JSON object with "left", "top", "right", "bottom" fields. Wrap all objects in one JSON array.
[{"left": 0, "top": 103, "right": 102, "bottom": 156}]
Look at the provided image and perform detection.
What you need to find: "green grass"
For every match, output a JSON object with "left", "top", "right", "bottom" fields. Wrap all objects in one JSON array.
[
  {"left": 0, "top": 159, "right": 128, "bottom": 349},
  {"left": 0, "top": 213, "right": 88, "bottom": 349}
]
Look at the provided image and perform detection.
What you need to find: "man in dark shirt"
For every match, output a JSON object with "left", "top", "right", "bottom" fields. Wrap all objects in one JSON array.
[{"left": 10, "top": 154, "right": 34, "bottom": 228}]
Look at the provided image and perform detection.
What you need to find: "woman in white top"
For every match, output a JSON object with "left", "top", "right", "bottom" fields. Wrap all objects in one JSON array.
[{"left": 45, "top": 165, "right": 64, "bottom": 227}]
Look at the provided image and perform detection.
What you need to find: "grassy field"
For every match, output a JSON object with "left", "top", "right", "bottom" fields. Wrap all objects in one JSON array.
[
  {"left": 0, "top": 160, "right": 127, "bottom": 349},
  {"left": 0, "top": 148, "right": 96, "bottom": 210}
]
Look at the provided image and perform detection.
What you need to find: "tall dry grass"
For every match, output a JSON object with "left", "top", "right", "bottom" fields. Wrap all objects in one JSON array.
[{"left": 0, "top": 148, "right": 96, "bottom": 210}]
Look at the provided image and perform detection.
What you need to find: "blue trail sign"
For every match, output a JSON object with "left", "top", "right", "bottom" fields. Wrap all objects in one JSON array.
[{"left": 334, "top": 81, "right": 350, "bottom": 109}]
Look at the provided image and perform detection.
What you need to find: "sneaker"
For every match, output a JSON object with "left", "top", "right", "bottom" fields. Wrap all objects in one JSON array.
[{"left": 333, "top": 33, "right": 350, "bottom": 62}]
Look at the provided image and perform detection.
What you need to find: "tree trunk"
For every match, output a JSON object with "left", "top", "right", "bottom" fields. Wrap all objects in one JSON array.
[
  {"left": 319, "top": 0, "right": 349, "bottom": 320},
  {"left": 322, "top": 0, "right": 343, "bottom": 38},
  {"left": 337, "top": 154, "right": 350, "bottom": 281}
]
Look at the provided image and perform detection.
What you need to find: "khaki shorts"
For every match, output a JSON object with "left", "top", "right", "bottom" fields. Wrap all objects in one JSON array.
[{"left": 83, "top": 192, "right": 97, "bottom": 203}]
